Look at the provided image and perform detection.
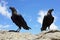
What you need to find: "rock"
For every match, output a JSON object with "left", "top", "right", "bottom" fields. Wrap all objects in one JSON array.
[
  {"left": 0, "top": 30, "right": 37, "bottom": 40},
  {"left": 35, "top": 30, "right": 60, "bottom": 40},
  {"left": 0, "top": 30, "right": 60, "bottom": 40}
]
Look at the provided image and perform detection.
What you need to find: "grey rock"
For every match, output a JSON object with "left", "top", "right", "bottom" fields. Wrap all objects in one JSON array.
[{"left": 0, "top": 30, "right": 60, "bottom": 40}]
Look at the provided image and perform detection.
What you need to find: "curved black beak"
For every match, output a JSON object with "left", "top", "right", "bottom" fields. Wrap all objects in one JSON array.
[
  {"left": 9, "top": 7, "right": 15, "bottom": 10},
  {"left": 49, "top": 9, "right": 54, "bottom": 11},
  {"left": 51, "top": 9, "right": 54, "bottom": 11}
]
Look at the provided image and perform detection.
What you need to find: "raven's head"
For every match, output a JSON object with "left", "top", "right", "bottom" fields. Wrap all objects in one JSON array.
[
  {"left": 47, "top": 9, "right": 54, "bottom": 15},
  {"left": 9, "top": 7, "right": 16, "bottom": 12},
  {"left": 48, "top": 9, "right": 54, "bottom": 13}
]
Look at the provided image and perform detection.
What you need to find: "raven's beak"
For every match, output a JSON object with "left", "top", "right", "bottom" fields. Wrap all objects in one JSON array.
[
  {"left": 9, "top": 7, "right": 14, "bottom": 9},
  {"left": 51, "top": 9, "right": 54, "bottom": 11},
  {"left": 9, "top": 7, "right": 11, "bottom": 9}
]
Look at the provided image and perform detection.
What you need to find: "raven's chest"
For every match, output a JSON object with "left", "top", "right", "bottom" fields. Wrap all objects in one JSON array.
[
  {"left": 45, "top": 16, "right": 54, "bottom": 24},
  {"left": 11, "top": 15, "right": 19, "bottom": 23}
]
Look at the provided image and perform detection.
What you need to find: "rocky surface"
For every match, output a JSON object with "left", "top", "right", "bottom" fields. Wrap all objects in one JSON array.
[
  {"left": 35, "top": 30, "right": 60, "bottom": 40},
  {"left": 0, "top": 30, "right": 60, "bottom": 40}
]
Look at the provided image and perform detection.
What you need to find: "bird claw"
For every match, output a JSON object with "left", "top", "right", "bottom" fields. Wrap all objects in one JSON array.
[{"left": 8, "top": 30, "right": 18, "bottom": 32}]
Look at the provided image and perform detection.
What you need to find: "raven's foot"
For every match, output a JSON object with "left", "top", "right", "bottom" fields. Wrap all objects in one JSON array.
[{"left": 8, "top": 30, "right": 18, "bottom": 32}]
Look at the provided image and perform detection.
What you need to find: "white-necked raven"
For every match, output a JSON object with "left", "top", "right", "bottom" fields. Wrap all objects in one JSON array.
[
  {"left": 9, "top": 7, "right": 31, "bottom": 32},
  {"left": 41, "top": 9, "right": 54, "bottom": 31}
]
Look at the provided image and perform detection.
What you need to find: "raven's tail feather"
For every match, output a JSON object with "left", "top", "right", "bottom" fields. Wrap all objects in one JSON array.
[
  {"left": 41, "top": 26, "right": 47, "bottom": 31},
  {"left": 23, "top": 26, "right": 31, "bottom": 30}
]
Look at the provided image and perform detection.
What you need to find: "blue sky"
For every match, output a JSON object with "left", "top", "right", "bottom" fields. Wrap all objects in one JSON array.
[{"left": 0, "top": 0, "right": 60, "bottom": 34}]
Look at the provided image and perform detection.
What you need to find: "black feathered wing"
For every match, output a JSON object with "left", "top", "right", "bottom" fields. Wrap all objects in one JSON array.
[
  {"left": 41, "top": 15, "right": 54, "bottom": 30},
  {"left": 16, "top": 14, "right": 31, "bottom": 30},
  {"left": 41, "top": 16, "right": 48, "bottom": 30}
]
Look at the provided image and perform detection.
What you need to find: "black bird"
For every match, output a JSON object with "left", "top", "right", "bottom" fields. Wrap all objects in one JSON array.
[
  {"left": 9, "top": 7, "right": 31, "bottom": 32},
  {"left": 41, "top": 9, "right": 54, "bottom": 31}
]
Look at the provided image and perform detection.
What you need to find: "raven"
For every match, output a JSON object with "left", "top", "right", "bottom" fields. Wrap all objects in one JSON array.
[
  {"left": 9, "top": 7, "right": 31, "bottom": 32},
  {"left": 41, "top": 9, "right": 54, "bottom": 31}
]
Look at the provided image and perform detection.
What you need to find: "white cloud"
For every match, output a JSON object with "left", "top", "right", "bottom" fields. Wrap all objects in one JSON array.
[
  {"left": 0, "top": 24, "right": 12, "bottom": 30},
  {"left": 0, "top": 25, "right": 9, "bottom": 28},
  {"left": 37, "top": 10, "right": 58, "bottom": 30},
  {"left": 37, "top": 10, "right": 47, "bottom": 24},
  {"left": 0, "top": 0, "right": 11, "bottom": 18},
  {"left": 50, "top": 24, "right": 58, "bottom": 30}
]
